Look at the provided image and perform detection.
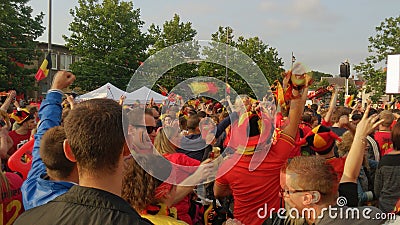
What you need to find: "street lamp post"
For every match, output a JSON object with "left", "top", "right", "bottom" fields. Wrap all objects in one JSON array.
[{"left": 340, "top": 60, "right": 350, "bottom": 96}]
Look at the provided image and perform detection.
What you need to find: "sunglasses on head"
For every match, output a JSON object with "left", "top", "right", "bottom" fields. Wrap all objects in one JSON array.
[{"left": 133, "top": 125, "right": 157, "bottom": 134}]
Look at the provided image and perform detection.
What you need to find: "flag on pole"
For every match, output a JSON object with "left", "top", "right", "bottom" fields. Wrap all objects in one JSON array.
[{"left": 35, "top": 53, "right": 52, "bottom": 81}]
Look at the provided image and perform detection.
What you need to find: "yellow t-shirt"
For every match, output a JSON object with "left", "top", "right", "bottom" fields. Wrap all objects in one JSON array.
[{"left": 141, "top": 204, "right": 188, "bottom": 225}]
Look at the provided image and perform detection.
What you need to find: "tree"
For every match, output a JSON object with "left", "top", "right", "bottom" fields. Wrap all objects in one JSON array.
[
  {"left": 354, "top": 16, "right": 400, "bottom": 102},
  {"left": 64, "top": 0, "right": 149, "bottom": 92},
  {"left": 0, "top": 0, "right": 44, "bottom": 92},
  {"left": 198, "top": 26, "right": 284, "bottom": 98},
  {"left": 147, "top": 14, "right": 198, "bottom": 92},
  {"left": 235, "top": 36, "right": 284, "bottom": 85}
]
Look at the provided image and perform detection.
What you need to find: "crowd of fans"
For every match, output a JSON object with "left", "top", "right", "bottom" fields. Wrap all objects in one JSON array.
[{"left": 0, "top": 70, "right": 399, "bottom": 225}]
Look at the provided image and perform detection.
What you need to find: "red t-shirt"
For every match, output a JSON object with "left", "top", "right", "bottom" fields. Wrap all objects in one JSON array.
[
  {"left": 7, "top": 130, "right": 31, "bottom": 156},
  {"left": 1, "top": 172, "right": 24, "bottom": 224},
  {"left": 164, "top": 153, "right": 200, "bottom": 225},
  {"left": 374, "top": 131, "right": 393, "bottom": 156},
  {"left": 215, "top": 133, "right": 295, "bottom": 225},
  {"left": 326, "top": 156, "right": 346, "bottom": 182}
]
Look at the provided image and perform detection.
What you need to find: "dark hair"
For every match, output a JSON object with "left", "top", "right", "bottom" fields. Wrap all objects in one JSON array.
[
  {"left": 179, "top": 116, "right": 187, "bottom": 131},
  {"left": 351, "top": 113, "right": 362, "bottom": 121},
  {"left": 310, "top": 103, "right": 318, "bottom": 111},
  {"left": 187, "top": 114, "right": 200, "bottom": 130},
  {"left": 368, "top": 108, "right": 378, "bottom": 118},
  {"left": 302, "top": 113, "right": 313, "bottom": 124},
  {"left": 188, "top": 110, "right": 197, "bottom": 117},
  {"left": 392, "top": 122, "right": 400, "bottom": 150},
  {"left": 64, "top": 99, "right": 127, "bottom": 174},
  {"left": 20, "top": 114, "right": 35, "bottom": 125},
  {"left": 151, "top": 105, "right": 160, "bottom": 113},
  {"left": 197, "top": 111, "right": 207, "bottom": 118},
  {"left": 40, "top": 126, "right": 75, "bottom": 179}
]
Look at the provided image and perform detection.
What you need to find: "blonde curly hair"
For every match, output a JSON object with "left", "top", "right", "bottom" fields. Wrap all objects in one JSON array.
[{"left": 336, "top": 131, "right": 354, "bottom": 157}]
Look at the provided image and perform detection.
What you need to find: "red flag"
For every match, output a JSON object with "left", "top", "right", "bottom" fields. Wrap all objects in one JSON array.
[{"left": 35, "top": 53, "right": 52, "bottom": 81}]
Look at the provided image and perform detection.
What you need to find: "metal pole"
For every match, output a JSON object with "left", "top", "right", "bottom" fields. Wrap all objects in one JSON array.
[
  {"left": 225, "top": 27, "right": 228, "bottom": 84},
  {"left": 47, "top": 0, "right": 52, "bottom": 92},
  {"left": 48, "top": 0, "right": 52, "bottom": 52},
  {"left": 345, "top": 78, "right": 349, "bottom": 96}
]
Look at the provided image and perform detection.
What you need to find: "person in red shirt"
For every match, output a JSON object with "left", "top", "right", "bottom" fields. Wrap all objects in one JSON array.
[
  {"left": 214, "top": 86, "right": 308, "bottom": 225},
  {"left": 0, "top": 146, "right": 24, "bottom": 225},
  {"left": 374, "top": 110, "right": 394, "bottom": 156},
  {"left": 153, "top": 126, "right": 215, "bottom": 225},
  {"left": 7, "top": 110, "right": 35, "bottom": 157}
]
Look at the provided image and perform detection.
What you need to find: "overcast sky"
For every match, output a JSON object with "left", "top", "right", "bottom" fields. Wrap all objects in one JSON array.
[{"left": 28, "top": 0, "right": 400, "bottom": 76}]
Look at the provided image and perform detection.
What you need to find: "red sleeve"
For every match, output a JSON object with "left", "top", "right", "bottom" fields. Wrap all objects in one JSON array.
[{"left": 321, "top": 118, "right": 332, "bottom": 127}]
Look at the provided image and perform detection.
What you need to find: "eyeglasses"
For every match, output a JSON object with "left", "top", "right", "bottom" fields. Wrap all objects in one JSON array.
[
  {"left": 133, "top": 125, "right": 157, "bottom": 134},
  {"left": 279, "top": 188, "right": 314, "bottom": 197}
]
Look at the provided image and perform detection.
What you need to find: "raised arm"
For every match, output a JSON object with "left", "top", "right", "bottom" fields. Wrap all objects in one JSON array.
[
  {"left": 22, "top": 71, "right": 76, "bottom": 209},
  {"left": 0, "top": 90, "right": 16, "bottom": 112},
  {"left": 340, "top": 104, "right": 383, "bottom": 183},
  {"left": 282, "top": 87, "right": 308, "bottom": 138},
  {"left": 323, "top": 87, "right": 338, "bottom": 124}
]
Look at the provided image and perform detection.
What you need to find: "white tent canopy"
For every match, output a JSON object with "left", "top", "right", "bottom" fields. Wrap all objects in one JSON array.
[
  {"left": 75, "top": 83, "right": 128, "bottom": 102},
  {"left": 76, "top": 84, "right": 167, "bottom": 104},
  {"left": 126, "top": 86, "right": 167, "bottom": 104}
]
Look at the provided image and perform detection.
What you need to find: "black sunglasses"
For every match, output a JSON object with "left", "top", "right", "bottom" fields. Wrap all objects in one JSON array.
[{"left": 133, "top": 125, "right": 157, "bottom": 134}]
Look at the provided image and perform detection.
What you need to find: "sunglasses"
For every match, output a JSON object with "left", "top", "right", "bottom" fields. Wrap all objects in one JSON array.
[{"left": 133, "top": 125, "right": 157, "bottom": 134}]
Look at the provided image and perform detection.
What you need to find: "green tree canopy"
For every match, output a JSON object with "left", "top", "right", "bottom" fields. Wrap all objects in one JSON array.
[
  {"left": 147, "top": 14, "right": 198, "bottom": 92},
  {"left": 198, "top": 26, "right": 284, "bottom": 98},
  {"left": 64, "top": 0, "right": 149, "bottom": 92},
  {"left": 0, "top": 0, "right": 44, "bottom": 92},
  {"left": 354, "top": 16, "right": 400, "bottom": 102}
]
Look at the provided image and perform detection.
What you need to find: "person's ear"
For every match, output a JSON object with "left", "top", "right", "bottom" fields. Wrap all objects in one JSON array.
[
  {"left": 63, "top": 139, "right": 77, "bottom": 162},
  {"left": 303, "top": 191, "right": 321, "bottom": 205}
]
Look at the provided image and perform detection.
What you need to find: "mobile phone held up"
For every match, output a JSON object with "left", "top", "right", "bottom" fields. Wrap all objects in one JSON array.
[{"left": 0, "top": 119, "right": 6, "bottom": 127}]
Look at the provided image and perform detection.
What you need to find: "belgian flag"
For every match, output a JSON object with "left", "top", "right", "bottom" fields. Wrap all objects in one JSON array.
[{"left": 35, "top": 53, "right": 52, "bottom": 81}]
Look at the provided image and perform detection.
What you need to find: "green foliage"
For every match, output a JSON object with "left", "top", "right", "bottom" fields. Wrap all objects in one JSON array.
[
  {"left": 354, "top": 16, "right": 400, "bottom": 102},
  {"left": 147, "top": 14, "right": 198, "bottom": 92},
  {"left": 64, "top": 0, "right": 149, "bottom": 91},
  {"left": 198, "top": 26, "right": 284, "bottom": 98},
  {"left": 0, "top": 0, "right": 44, "bottom": 92}
]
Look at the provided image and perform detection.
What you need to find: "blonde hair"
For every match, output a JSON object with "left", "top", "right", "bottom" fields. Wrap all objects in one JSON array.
[
  {"left": 379, "top": 110, "right": 394, "bottom": 127},
  {"left": 154, "top": 127, "right": 179, "bottom": 155},
  {"left": 337, "top": 131, "right": 354, "bottom": 157}
]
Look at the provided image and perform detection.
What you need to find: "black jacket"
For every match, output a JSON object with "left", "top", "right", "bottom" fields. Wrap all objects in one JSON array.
[{"left": 14, "top": 185, "right": 153, "bottom": 225}]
